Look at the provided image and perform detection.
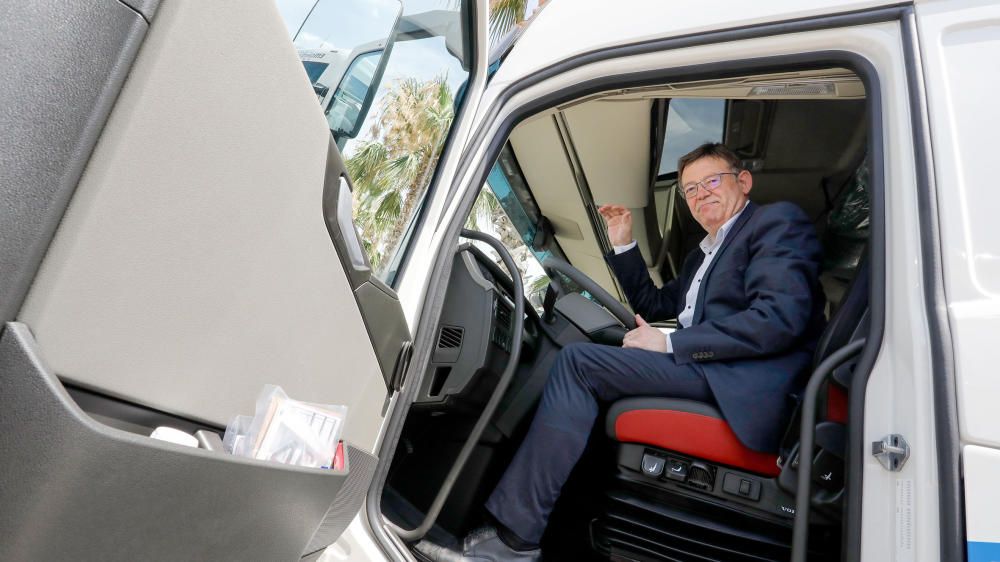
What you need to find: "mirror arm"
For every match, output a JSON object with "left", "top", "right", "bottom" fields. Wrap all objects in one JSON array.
[{"left": 541, "top": 277, "right": 562, "bottom": 324}]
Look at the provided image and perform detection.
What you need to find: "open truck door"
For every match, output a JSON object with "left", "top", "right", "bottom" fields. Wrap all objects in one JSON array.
[{"left": 0, "top": 0, "right": 486, "bottom": 560}]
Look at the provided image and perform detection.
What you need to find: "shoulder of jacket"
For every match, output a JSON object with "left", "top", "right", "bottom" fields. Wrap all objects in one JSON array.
[{"left": 751, "top": 201, "right": 809, "bottom": 225}]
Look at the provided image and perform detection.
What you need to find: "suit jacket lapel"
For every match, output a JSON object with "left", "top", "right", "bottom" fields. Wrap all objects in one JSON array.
[{"left": 693, "top": 201, "right": 756, "bottom": 325}]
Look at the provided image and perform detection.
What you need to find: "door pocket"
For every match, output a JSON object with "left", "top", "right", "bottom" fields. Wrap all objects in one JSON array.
[{"left": 0, "top": 322, "right": 365, "bottom": 561}]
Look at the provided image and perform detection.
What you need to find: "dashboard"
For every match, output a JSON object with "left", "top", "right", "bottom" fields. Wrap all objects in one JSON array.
[
  {"left": 413, "top": 245, "right": 531, "bottom": 408},
  {"left": 414, "top": 244, "right": 626, "bottom": 415}
]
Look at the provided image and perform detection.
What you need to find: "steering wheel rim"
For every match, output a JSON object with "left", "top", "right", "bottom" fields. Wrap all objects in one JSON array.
[{"left": 542, "top": 256, "right": 637, "bottom": 330}]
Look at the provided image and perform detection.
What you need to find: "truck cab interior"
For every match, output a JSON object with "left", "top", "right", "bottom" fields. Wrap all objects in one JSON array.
[{"left": 380, "top": 67, "right": 874, "bottom": 561}]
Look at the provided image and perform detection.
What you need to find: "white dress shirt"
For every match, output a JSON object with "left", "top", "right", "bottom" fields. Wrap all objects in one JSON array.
[{"left": 614, "top": 201, "right": 749, "bottom": 353}]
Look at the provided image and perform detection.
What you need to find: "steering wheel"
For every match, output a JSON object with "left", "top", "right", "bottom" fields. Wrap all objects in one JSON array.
[{"left": 542, "top": 255, "right": 637, "bottom": 330}]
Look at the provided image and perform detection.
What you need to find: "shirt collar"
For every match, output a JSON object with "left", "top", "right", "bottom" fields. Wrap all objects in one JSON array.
[{"left": 699, "top": 200, "right": 750, "bottom": 253}]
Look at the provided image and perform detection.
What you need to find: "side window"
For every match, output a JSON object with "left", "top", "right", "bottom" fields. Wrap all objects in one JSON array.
[
  {"left": 278, "top": 0, "right": 475, "bottom": 283},
  {"left": 655, "top": 99, "right": 726, "bottom": 234},
  {"left": 658, "top": 98, "right": 726, "bottom": 177}
]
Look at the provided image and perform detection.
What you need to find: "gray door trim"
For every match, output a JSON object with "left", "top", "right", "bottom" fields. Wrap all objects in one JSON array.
[{"left": 321, "top": 136, "right": 412, "bottom": 390}]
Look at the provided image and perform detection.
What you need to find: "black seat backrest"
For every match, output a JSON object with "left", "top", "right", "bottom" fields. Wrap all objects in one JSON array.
[
  {"left": 812, "top": 254, "right": 869, "bottom": 369},
  {"left": 776, "top": 253, "right": 869, "bottom": 465}
]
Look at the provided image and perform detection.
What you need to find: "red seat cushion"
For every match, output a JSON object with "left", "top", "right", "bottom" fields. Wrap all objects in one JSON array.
[{"left": 606, "top": 398, "right": 780, "bottom": 477}]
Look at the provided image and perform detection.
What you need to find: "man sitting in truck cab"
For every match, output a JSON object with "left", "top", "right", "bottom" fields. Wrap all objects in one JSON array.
[{"left": 420, "top": 142, "right": 827, "bottom": 562}]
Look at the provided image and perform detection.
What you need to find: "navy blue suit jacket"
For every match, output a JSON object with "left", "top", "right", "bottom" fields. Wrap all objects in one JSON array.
[{"left": 606, "top": 201, "right": 825, "bottom": 452}]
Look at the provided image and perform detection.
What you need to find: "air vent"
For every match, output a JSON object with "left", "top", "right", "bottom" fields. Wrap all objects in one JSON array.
[
  {"left": 437, "top": 326, "right": 464, "bottom": 349},
  {"left": 492, "top": 299, "right": 513, "bottom": 352}
]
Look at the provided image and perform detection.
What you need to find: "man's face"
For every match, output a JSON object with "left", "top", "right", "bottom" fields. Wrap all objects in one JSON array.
[{"left": 680, "top": 155, "right": 752, "bottom": 235}]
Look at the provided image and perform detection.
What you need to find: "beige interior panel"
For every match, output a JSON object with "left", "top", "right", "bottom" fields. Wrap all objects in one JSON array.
[
  {"left": 17, "top": 0, "right": 387, "bottom": 451},
  {"left": 563, "top": 99, "right": 651, "bottom": 209},
  {"left": 508, "top": 115, "right": 619, "bottom": 293},
  {"left": 628, "top": 209, "right": 656, "bottom": 267}
]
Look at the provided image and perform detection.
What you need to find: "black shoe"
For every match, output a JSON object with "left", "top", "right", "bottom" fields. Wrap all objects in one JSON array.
[{"left": 415, "top": 526, "right": 542, "bottom": 562}]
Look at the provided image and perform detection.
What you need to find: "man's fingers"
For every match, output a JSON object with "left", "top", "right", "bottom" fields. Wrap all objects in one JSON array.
[
  {"left": 622, "top": 328, "right": 636, "bottom": 348},
  {"left": 635, "top": 314, "right": 648, "bottom": 327},
  {"left": 598, "top": 204, "right": 627, "bottom": 219}
]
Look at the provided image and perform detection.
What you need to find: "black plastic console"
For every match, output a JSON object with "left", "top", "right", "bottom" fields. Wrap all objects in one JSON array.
[{"left": 591, "top": 443, "right": 841, "bottom": 561}]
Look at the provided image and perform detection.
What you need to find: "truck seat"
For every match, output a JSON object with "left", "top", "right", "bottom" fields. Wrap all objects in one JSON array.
[{"left": 606, "top": 398, "right": 781, "bottom": 476}]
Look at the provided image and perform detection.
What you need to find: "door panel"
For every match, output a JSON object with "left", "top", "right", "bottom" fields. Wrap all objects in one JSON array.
[
  {"left": 4, "top": 0, "right": 491, "bottom": 556},
  {"left": 3, "top": 0, "right": 401, "bottom": 556},
  {"left": 17, "top": 0, "right": 391, "bottom": 451}
]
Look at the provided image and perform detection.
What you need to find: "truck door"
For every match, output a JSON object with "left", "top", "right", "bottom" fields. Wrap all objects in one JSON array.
[{"left": 0, "top": 0, "right": 484, "bottom": 560}]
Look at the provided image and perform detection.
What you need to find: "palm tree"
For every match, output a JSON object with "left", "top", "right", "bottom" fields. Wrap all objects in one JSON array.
[
  {"left": 489, "top": 0, "right": 548, "bottom": 45},
  {"left": 489, "top": 0, "right": 528, "bottom": 44},
  {"left": 346, "top": 76, "right": 455, "bottom": 271}
]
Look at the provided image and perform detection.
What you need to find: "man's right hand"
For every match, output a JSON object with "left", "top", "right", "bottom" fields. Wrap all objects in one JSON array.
[{"left": 598, "top": 204, "right": 633, "bottom": 246}]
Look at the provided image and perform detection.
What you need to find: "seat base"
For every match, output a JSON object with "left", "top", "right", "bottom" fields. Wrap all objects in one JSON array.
[
  {"left": 590, "top": 479, "right": 841, "bottom": 562},
  {"left": 607, "top": 397, "right": 781, "bottom": 477},
  {"left": 613, "top": 443, "right": 802, "bottom": 527}
]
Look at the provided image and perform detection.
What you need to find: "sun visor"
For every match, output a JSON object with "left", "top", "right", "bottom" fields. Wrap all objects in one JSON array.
[{"left": 563, "top": 100, "right": 652, "bottom": 209}]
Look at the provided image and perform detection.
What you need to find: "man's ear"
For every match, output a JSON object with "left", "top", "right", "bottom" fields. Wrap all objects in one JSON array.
[{"left": 738, "top": 169, "right": 753, "bottom": 195}]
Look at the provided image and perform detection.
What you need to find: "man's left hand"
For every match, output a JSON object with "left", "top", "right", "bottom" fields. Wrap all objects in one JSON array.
[{"left": 622, "top": 315, "right": 667, "bottom": 352}]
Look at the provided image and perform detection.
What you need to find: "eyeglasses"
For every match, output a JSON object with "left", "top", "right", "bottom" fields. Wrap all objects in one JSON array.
[{"left": 678, "top": 172, "right": 739, "bottom": 199}]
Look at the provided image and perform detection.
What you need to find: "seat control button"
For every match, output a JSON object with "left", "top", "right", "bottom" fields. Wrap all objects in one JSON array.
[
  {"left": 665, "top": 459, "right": 689, "bottom": 481},
  {"left": 641, "top": 453, "right": 665, "bottom": 477},
  {"left": 722, "top": 473, "right": 761, "bottom": 501},
  {"left": 812, "top": 449, "right": 844, "bottom": 490}
]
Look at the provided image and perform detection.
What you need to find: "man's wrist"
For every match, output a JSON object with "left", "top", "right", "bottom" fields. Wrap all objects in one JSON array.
[
  {"left": 613, "top": 240, "right": 637, "bottom": 254},
  {"left": 665, "top": 333, "right": 673, "bottom": 354}
]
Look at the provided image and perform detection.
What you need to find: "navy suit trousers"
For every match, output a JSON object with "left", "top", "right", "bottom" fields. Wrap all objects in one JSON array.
[{"left": 484, "top": 342, "right": 713, "bottom": 544}]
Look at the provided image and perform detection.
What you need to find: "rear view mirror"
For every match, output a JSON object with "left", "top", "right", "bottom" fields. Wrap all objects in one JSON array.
[{"left": 324, "top": 48, "right": 386, "bottom": 143}]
